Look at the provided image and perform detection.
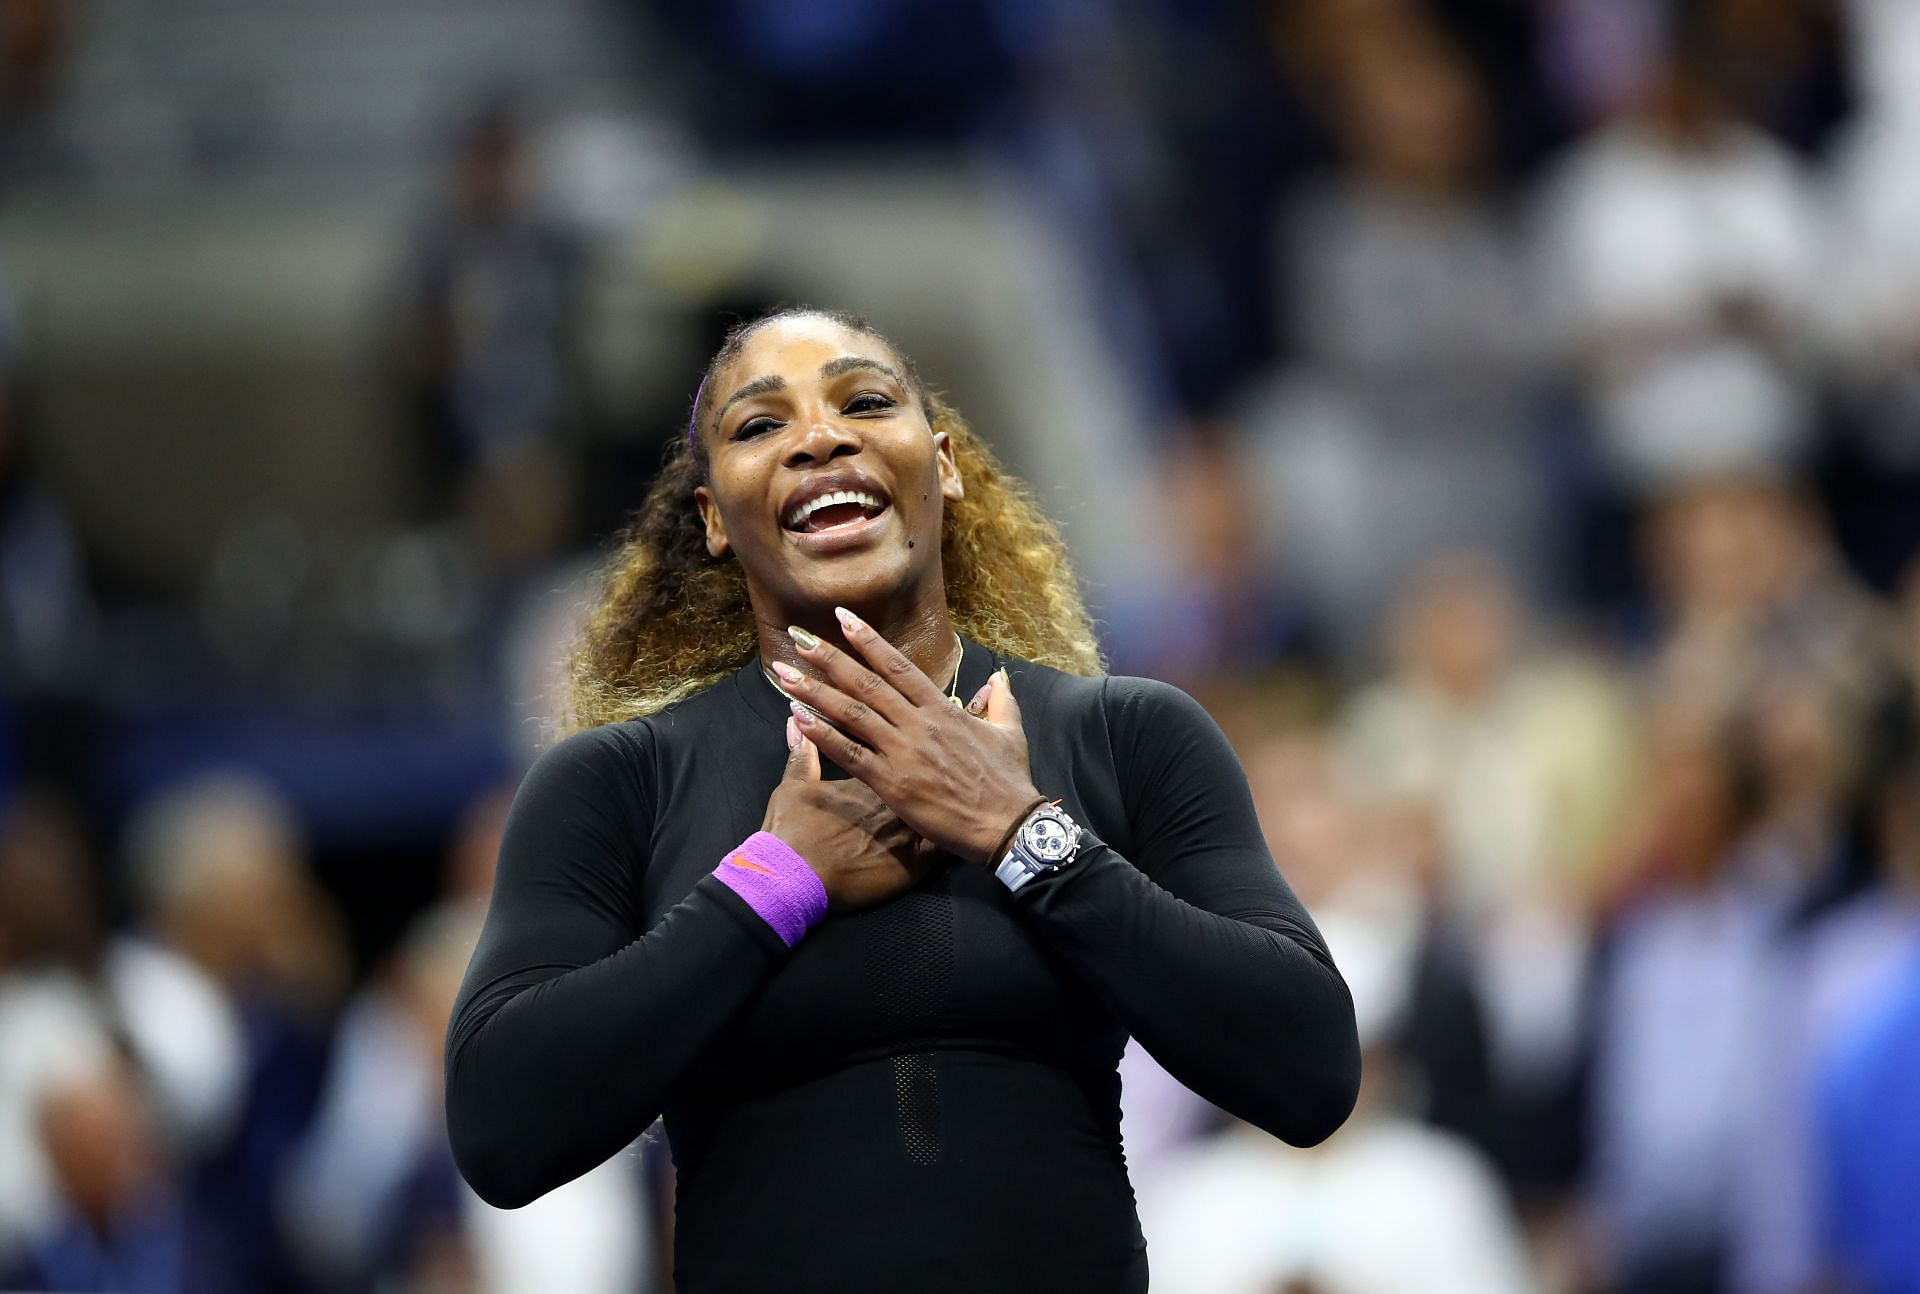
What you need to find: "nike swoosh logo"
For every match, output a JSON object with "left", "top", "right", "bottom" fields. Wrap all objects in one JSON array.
[{"left": 727, "top": 854, "right": 779, "bottom": 877}]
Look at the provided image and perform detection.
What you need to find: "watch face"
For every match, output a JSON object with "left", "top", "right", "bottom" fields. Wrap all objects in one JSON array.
[{"left": 1021, "top": 812, "right": 1076, "bottom": 863}]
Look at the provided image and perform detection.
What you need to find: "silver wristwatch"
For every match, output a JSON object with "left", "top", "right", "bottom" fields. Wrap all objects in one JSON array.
[{"left": 994, "top": 801, "right": 1086, "bottom": 892}]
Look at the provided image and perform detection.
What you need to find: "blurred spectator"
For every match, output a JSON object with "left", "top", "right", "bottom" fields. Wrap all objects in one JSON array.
[
  {"left": 284, "top": 797, "right": 651, "bottom": 1294},
  {"left": 1256, "top": 720, "right": 1503, "bottom": 1157},
  {"left": 0, "top": 1053, "right": 218, "bottom": 1294},
  {"left": 1339, "top": 555, "right": 1631, "bottom": 1212},
  {"left": 1534, "top": 9, "right": 1822, "bottom": 491},
  {"left": 5, "top": 790, "right": 243, "bottom": 1156},
  {"left": 1342, "top": 553, "right": 1637, "bottom": 915},
  {"left": 0, "top": 789, "right": 97, "bottom": 974},
  {"left": 1733, "top": 758, "right": 1920, "bottom": 1293},
  {"left": 1128, "top": 714, "right": 1507, "bottom": 1205},
  {"left": 1121, "top": 723, "right": 1361, "bottom": 1188},
  {"left": 1237, "top": 16, "right": 1551, "bottom": 654},
  {"left": 1285, "top": 16, "right": 1542, "bottom": 425},
  {"left": 1815, "top": 936, "right": 1920, "bottom": 1294},
  {"left": 0, "top": 789, "right": 238, "bottom": 1263},
  {"left": 1637, "top": 475, "right": 1899, "bottom": 728},
  {"left": 1119, "top": 432, "right": 1327, "bottom": 687},
  {"left": 1138, "top": 838, "right": 1538, "bottom": 1294},
  {"left": 121, "top": 773, "right": 349, "bottom": 1293},
  {"left": 0, "top": 916, "right": 110, "bottom": 1265},
  {"left": 392, "top": 100, "right": 584, "bottom": 578},
  {"left": 1737, "top": 672, "right": 1871, "bottom": 914},
  {"left": 1586, "top": 699, "right": 1781, "bottom": 1294},
  {"left": 281, "top": 901, "right": 485, "bottom": 1294},
  {"left": 123, "top": 774, "right": 348, "bottom": 1016}
]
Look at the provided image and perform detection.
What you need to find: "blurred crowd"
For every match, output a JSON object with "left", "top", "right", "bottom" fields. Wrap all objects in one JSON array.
[{"left": 4, "top": 0, "right": 1920, "bottom": 1291}]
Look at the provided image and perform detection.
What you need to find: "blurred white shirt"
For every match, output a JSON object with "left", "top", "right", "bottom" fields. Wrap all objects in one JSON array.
[
  {"left": 1534, "top": 119, "right": 1821, "bottom": 485},
  {"left": 0, "top": 975, "right": 114, "bottom": 1256},
  {"left": 1138, "top": 1118, "right": 1538, "bottom": 1294}
]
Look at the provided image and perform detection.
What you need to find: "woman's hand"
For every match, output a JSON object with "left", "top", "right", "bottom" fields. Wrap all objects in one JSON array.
[
  {"left": 762, "top": 715, "right": 947, "bottom": 913},
  {"left": 772, "top": 607, "right": 1043, "bottom": 867}
]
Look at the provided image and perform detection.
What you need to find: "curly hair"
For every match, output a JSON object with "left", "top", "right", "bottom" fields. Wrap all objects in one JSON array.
[{"left": 563, "top": 308, "right": 1106, "bottom": 732}]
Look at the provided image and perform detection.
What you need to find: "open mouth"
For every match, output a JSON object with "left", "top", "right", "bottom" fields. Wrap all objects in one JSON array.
[{"left": 783, "top": 489, "right": 890, "bottom": 535}]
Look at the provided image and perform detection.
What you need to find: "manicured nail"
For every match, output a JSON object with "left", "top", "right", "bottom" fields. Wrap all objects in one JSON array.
[
  {"left": 788, "top": 625, "right": 819, "bottom": 650},
  {"left": 771, "top": 660, "right": 803, "bottom": 684},
  {"left": 790, "top": 700, "right": 815, "bottom": 725},
  {"left": 968, "top": 681, "right": 991, "bottom": 711},
  {"left": 785, "top": 716, "right": 800, "bottom": 749},
  {"left": 833, "top": 606, "right": 861, "bottom": 632}
]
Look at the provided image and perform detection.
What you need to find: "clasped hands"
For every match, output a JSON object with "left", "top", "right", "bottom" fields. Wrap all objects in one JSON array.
[{"left": 757, "top": 606, "right": 1042, "bottom": 913}]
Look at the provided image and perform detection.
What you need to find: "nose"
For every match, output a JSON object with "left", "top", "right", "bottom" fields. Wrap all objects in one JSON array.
[{"left": 781, "top": 405, "right": 862, "bottom": 467}]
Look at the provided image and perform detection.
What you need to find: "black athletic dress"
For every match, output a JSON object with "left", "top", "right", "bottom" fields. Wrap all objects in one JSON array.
[{"left": 444, "top": 635, "right": 1359, "bottom": 1293}]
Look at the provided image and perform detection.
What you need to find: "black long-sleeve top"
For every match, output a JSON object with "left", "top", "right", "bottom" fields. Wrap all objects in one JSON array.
[{"left": 444, "top": 635, "right": 1359, "bottom": 1293}]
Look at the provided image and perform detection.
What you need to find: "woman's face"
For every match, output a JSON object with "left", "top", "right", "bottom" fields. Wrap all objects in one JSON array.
[{"left": 693, "top": 315, "right": 963, "bottom": 620}]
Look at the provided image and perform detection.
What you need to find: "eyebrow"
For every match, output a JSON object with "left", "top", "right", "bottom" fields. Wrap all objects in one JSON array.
[
  {"left": 819, "top": 355, "right": 906, "bottom": 386},
  {"left": 713, "top": 374, "right": 787, "bottom": 425},
  {"left": 713, "top": 357, "right": 908, "bottom": 426}
]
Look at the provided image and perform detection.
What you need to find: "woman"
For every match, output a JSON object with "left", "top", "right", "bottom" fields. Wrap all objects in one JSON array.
[{"left": 444, "top": 308, "right": 1360, "bottom": 1292}]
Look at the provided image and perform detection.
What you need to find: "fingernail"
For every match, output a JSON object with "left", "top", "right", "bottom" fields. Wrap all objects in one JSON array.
[
  {"left": 833, "top": 606, "right": 861, "bottom": 632},
  {"left": 785, "top": 716, "right": 800, "bottom": 749},
  {"left": 772, "top": 660, "right": 803, "bottom": 684},
  {"left": 995, "top": 667, "right": 1009, "bottom": 687},
  {"left": 790, "top": 700, "right": 815, "bottom": 725},
  {"left": 787, "top": 625, "right": 819, "bottom": 650},
  {"left": 969, "top": 681, "right": 991, "bottom": 710}
]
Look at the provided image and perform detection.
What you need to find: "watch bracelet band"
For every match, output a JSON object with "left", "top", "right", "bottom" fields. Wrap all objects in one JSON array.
[{"left": 990, "top": 794, "right": 1056, "bottom": 871}]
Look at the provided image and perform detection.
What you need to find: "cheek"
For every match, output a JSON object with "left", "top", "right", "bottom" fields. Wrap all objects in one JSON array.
[
  {"left": 915, "top": 473, "right": 950, "bottom": 520},
  {"left": 708, "top": 469, "right": 774, "bottom": 537}
]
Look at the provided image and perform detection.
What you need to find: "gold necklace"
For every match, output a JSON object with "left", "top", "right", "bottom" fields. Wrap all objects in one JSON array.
[{"left": 765, "top": 629, "right": 966, "bottom": 717}]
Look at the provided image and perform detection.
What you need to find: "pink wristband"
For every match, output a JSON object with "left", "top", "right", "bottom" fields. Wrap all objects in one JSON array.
[{"left": 713, "top": 831, "right": 828, "bottom": 947}]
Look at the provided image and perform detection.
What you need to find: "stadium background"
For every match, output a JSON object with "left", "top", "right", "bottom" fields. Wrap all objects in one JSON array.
[{"left": 2, "top": 0, "right": 1919, "bottom": 1290}]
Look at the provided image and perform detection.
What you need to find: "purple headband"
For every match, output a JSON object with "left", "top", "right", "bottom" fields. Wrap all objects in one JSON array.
[{"left": 687, "top": 374, "right": 708, "bottom": 452}]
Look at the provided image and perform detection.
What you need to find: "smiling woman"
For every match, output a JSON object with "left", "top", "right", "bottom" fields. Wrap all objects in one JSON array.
[
  {"left": 443, "top": 307, "right": 1361, "bottom": 1294},
  {"left": 566, "top": 308, "right": 1102, "bottom": 728}
]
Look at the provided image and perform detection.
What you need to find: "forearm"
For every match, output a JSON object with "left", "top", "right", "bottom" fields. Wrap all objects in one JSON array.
[
  {"left": 444, "top": 878, "right": 784, "bottom": 1208},
  {"left": 1010, "top": 846, "right": 1360, "bottom": 1146}
]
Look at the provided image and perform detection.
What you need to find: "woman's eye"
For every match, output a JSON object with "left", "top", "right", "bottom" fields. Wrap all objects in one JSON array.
[
  {"left": 844, "top": 392, "right": 894, "bottom": 415},
  {"left": 735, "top": 417, "right": 780, "bottom": 441}
]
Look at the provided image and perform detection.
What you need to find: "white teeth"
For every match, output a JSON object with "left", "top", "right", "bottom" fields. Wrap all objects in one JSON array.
[{"left": 788, "top": 489, "right": 884, "bottom": 528}]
